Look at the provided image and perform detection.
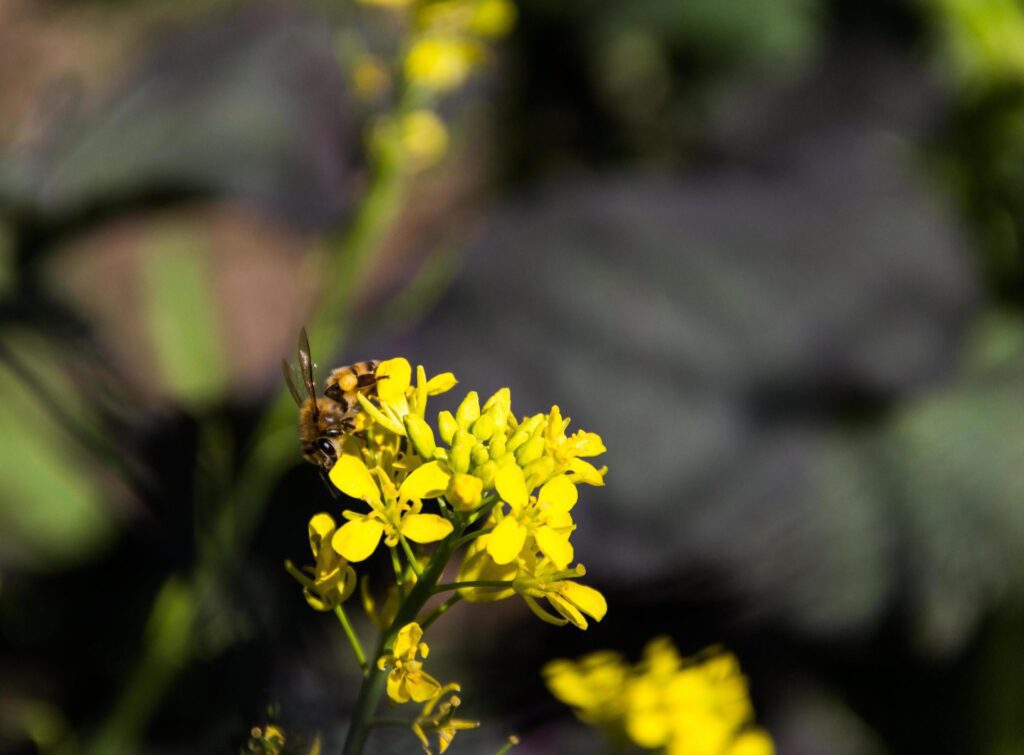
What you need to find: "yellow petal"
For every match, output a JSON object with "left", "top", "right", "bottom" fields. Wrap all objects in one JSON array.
[
  {"left": 393, "top": 621, "right": 423, "bottom": 657},
  {"left": 387, "top": 669, "right": 410, "bottom": 704},
  {"left": 547, "top": 592, "right": 588, "bottom": 629},
  {"left": 456, "top": 540, "right": 517, "bottom": 601},
  {"left": 425, "top": 372, "right": 458, "bottom": 395},
  {"left": 332, "top": 518, "right": 385, "bottom": 562},
  {"left": 571, "top": 431, "right": 606, "bottom": 457},
  {"left": 329, "top": 455, "right": 382, "bottom": 506},
  {"left": 559, "top": 581, "right": 607, "bottom": 622},
  {"left": 538, "top": 475, "right": 578, "bottom": 512},
  {"left": 408, "top": 671, "right": 442, "bottom": 702},
  {"left": 401, "top": 513, "right": 454, "bottom": 543},
  {"left": 376, "top": 358, "right": 411, "bottom": 405},
  {"left": 308, "top": 513, "right": 337, "bottom": 557},
  {"left": 567, "top": 457, "right": 606, "bottom": 486},
  {"left": 399, "top": 461, "right": 451, "bottom": 502},
  {"left": 535, "top": 526, "right": 574, "bottom": 569},
  {"left": 487, "top": 516, "right": 527, "bottom": 564},
  {"left": 495, "top": 464, "right": 529, "bottom": 509}
]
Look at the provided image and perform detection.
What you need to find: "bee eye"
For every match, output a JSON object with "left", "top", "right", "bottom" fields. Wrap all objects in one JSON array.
[{"left": 316, "top": 438, "right": 336, "bottom": 458}]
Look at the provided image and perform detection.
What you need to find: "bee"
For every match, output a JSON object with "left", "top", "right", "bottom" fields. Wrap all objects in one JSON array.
[{"left": 282, "top": 328, "right": 383, "bottom": 488}]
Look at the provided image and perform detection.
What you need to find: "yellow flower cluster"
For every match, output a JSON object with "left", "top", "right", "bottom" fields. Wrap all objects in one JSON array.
[
  {"left": 300, "top": 356, "right": 607, "bottom": 628},
  {"left": 288, "top": 356, "right": 606, "bottom": 751},
  {"left": 544, "top": 638, "right": 773, "bottom": 755},
  {"left": 243, "top": 722, "right": 321, "bottom": 755}
]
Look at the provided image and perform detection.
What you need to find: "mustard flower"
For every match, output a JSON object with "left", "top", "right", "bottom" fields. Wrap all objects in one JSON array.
[
  {"left": 411, "top": 684, "right": 480, "bottom": 754},
  {"left": 399, "top": 110, "right": 450, "bottom": 170},
  {"left": 329, "top": 455, "right": 453, "bottom": 561},
  {"left": 543, "top": 405, "right": 607, "bottom": 486},
  {"left": 513, "top": 553, "right": 607, "bottom": 630},
  {"left": 357, "top": 359, "right": 457, "bottom": 435},
  {"left": 487, "top": 465, "right": 577, "bottom": 569},
  {"left": 378, "top": 622, "right": 443, "bottom": 703},
  {"left": 291, "top": 513, "right": 357, "bottom": 611}
]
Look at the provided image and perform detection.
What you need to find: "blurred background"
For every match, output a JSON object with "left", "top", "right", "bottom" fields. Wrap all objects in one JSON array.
[{"left": 2, "top": 0, "right": 1024, "bottom": 753}]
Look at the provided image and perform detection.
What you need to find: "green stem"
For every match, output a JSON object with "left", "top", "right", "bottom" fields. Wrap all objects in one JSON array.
[
  {"left": 342, "top": 531, "right": 461, "bottom": 755},
  {"left": 452, "top": 527, "right": 493, "bottom": 549},
  {"left": 399, "top": 534, "right": 423, "bottom": 577},
  {"left": 419, "top": 594, "right": 462, "bottom": 631},
  {"left": 432, "top": 580, "right": 515, "bottom": 595},
  {"left": 334, "top": 605, "right": 368, "bottom": 673},
  {"left": 389, "top": 547, "right": 407, "bottom": 598}
]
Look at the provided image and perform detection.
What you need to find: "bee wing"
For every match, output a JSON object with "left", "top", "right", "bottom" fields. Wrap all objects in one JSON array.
[
  {"left": 281, "top": 359, "right": 304, "bottom": 407},
  {"left": 297, "top": 327, "right": 319, "bottom": 420}
]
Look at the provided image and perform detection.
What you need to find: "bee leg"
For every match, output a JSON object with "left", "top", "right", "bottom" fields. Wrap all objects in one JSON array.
[{"left": 320, "top": 467, "right": 339, "bottom": 498}]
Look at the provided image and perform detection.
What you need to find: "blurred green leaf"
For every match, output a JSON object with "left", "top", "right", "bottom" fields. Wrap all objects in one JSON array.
[
  {"left": 141, "top": 229, "right": 226, "bottom": 408},
  {"left": 0, "top": 334, "right": 117, "bottom": 570}
]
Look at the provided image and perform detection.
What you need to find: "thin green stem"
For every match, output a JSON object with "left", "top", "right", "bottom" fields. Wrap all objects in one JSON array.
[
  {"left": 432, "top": 580, "right": 515, "bottom": 595},
  {"left": 399, "top": 534, "right": 423, "bottom": 577},
  {"left": 390, "top": 547, "right": 407, "bottom": 598},
  {"left": 334, "top": 605, "right": 368, "bottom": 673},
  {"left": 452, "top": 527, "right": 493, "bottom": 549},
  {"left": 342, "top": 530, "right": 462, "bottom": 755},
  {"left": 419, "top": 594, "right": 462, "bottom": 631}
]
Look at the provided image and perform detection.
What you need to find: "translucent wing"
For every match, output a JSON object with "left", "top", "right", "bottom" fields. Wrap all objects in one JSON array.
[
  {"left": 297, "top": 327, "right": 319, "bottom": 420},
  {"left": 281, "top": 359, "right": 304, "bottom": 406}
]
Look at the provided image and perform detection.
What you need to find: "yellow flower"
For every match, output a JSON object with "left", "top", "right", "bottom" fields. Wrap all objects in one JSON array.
[
  {"left": 544, "top": 405, "right": 607, "bottom": 486},
  {"left": 549, "top": 637, "right": 772, "bottom": 755},
  {"left": 543, "top": 651, "right": 629, "bottom": 728},
  {"left": 515, "top": 558, "right": 607, "bottom": 630},
  {"left": 378, "top": 622, "right": 443, "bottom": 704},
  {"left": 405, "top": 37, "right": 482, "bottom": 93},
  {"left": 357, "top": 359, "right": 457, "bottom": 435},
  {"left": 400, "top": 110, "right": 450, "bottom": 171},
  {"left": 411, "top": 684, "right": 480, "bottom": 754},
  {"left": 329, "top": 455, "right": 453, "bottom": 562},
  {"left": 487, "top": 465, "right": 577, "bottom": 569},
  {"left": 292, "top": 513, "right": 357, "bottom": 611}
]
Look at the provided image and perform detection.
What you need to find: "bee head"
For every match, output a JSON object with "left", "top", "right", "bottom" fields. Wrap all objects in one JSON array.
[{"left": 304, "top": 436, "right": 338, "bottom": 469}]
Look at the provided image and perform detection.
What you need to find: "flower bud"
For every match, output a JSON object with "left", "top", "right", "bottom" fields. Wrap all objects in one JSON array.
[
  {"left": 455, "top": 391, "right": 480, "bottom": 428},
  {"left": 450, "top": 430, "right": 475, "bottom": 474},
  {"left": 447, "top": 473, "right": 483, "bottom": 510},
  {"left": 471, "top": 413, "right": 494, "bottom": 440},
  {"left": 438, "top": 410, "right": 458, "bottom": 445},
  {"left": 404, "top": 414, "right": 437, "bottom": 458},
  {"left": 471, "top": 443, "right": 490, "bottom": 468},
  {"left": 515, "top": 435, "right": 546, "bottom": 466}
]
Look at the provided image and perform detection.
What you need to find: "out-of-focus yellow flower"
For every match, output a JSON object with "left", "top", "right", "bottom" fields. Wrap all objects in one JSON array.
[
  {"left": 400, "top": 110, "right": 450, "bottom": 171},
  {"left": 329, "top": 455, "right": 453, "bottom": 562},
  {"left": 411, "top": 684, "right": 480, "bottom": 754},
  {"left": 545, "top": 638, "right": 773, "bottom": 755},
  {"left": 245, "top": 723, "right": 322, "bottom": 755},
  {"left": 543, "top": 651, "right": 628, "bottom": 728},
  {"left": 352, "top": 54, "right": 391, "bottom": 101},
  {"left": 378, "top": 622, "right": 443, "bottom": 703},
  {"left": 405, "top": 37, "right": 483, "bottom": 92}
]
